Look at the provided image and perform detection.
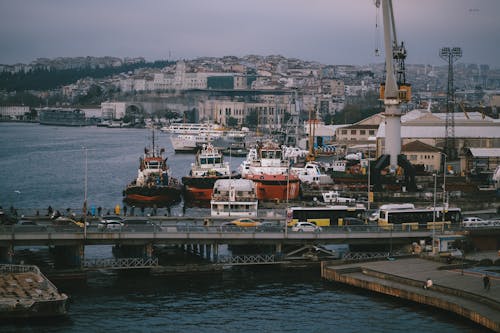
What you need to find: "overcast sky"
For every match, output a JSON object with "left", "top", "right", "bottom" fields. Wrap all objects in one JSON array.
[{"left": 1, "top": 0, "right": 499, "bottom": 67}]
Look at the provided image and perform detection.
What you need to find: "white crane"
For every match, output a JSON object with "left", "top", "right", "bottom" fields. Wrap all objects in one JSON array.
[{"left": 375, "top": 0, "right": 410, "bottom": 170}]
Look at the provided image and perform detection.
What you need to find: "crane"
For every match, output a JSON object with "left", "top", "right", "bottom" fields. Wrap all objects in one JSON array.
[{"left": 373, "top": 0, "right": 416, "bottom": 191}]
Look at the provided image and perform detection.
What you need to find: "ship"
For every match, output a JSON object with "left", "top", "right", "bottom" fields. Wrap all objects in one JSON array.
[
  {"left": 182, "top": 143, "right": 238, "bottom": 203},
  {"left": 240, "top": 142, "right": 300, "bottom": 201},
  {"left": 39, "top": 108, "right": 88, "bottom": 126},
  {"left": 210, "top": 179, "right": 258, "bottom": 217},
  {"left": 123, "top": 130, "right": 182, "bottom": 207}
]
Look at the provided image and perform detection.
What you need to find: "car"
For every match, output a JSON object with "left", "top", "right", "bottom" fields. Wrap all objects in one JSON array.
[
  {"left": 256, "top": 221, "right": 283, "bottom": 232},
  {"left": 462, "top": 216, "right": 486, "bottom": 227},
  {"left": 291, "top": 222, "right": 322, "bottom": 232},
  {"left": 122, "top": 217, "right": 158, "bottom": 231},
  {"left": 97, "top": 215, "right": 124, "bottom": 230},
  {"left": 52, "top": 217, "right": 84, "bottom": 228},
  {"left": 228, "top": 218, "right": 261, "bottom": 227}
]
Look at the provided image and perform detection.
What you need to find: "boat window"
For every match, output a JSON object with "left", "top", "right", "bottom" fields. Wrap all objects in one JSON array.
[
  {"left": 208, "top": 158, "right": 215, "bottom": 164},
  {"left": 147, "top": 161, "right": 160, "bottom": 169},
  {"left": 201, "top": 158, "right": 207, "bottom": 164},
  {"left": 214, "top": 158, "right": 221, "bottom": 164}
]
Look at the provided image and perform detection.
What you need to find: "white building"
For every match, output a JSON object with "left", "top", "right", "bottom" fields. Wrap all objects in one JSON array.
[
  {"left": 101, "top": 102, "right": 127, "bottom": 120},
  {"left": 0, "top": 106, "right": 30, "bottom": 119}
]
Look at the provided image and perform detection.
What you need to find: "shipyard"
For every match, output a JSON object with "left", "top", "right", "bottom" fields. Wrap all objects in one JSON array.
[{"left": 1, "top": 1, "right": 500, "bottom": 332}]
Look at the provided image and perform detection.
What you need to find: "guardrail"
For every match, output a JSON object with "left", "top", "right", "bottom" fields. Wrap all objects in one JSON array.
[
  {"left": 0, "top": 263, "right": 40, "bottom": 274},
  {"left": 83, "top": 257, "right": 159, "bottom": 269}
]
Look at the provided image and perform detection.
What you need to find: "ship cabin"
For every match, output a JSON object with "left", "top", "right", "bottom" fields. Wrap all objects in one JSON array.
[{"left": 210, "top": 179, "right": 258, "bottom": 217}]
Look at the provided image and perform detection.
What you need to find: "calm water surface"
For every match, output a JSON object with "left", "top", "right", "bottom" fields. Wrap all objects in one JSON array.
[{"left": 0, "top": 123, "right": 484, "bottom": 332}]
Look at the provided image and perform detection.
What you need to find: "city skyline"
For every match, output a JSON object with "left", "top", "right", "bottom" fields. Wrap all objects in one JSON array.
[{"left": 1, "top": 0, "right": 499, "bottom": 67}]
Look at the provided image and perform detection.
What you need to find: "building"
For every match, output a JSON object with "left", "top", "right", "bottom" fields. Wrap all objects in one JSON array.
[
  {"left": 401, "top": 140, "right": 442, "bottom": 172},
  {"left": 0, "top": 106, "right": 30, "bottom": 120}
]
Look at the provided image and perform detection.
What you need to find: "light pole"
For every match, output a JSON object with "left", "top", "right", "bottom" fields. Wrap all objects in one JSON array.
[
  {"left": 432, "top": 173, "right": 437, "bottom": 254},
  {"left": 441, "top": 152, "right": 447, "bottom": 222},
  {"left": 83, "top": 146, "right": 88, "bottom": 239}
]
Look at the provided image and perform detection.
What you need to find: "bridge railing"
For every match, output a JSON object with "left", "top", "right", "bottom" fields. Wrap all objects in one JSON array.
[{"left": 83, "top": 257, "right": 159, "bottom": 269}]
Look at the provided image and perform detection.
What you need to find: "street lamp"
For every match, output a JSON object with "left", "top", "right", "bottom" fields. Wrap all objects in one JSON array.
[{"left": 432, "top": 173, "right": 437, "bottom": 254}]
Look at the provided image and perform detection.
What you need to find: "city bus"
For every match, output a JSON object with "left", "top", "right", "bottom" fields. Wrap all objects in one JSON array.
[
  {"left": 286, "top": 204, "right": 366, "bottom": 227},
  {"left": 377, "top": 203, "right": 462, "bottom": 230}
]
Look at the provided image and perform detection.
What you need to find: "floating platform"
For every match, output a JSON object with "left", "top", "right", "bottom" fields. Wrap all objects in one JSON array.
[{"left": 0, "top": 264, "right": 68, "bottom": 320}]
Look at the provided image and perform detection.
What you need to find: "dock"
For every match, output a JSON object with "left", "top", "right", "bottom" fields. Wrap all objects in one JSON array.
[{"left": 321, "top": 257, "right": 500, "bottom": 332}]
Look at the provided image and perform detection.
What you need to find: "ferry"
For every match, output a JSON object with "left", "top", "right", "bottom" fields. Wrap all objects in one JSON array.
[
  {"left": 210, "top": 179, "right": 258, "bottom": 217},
  {"left": 39, "top": 108, "right": 88, "bottom": 126},
  {"left": 123, "top": 130, "right": 182, "bottom": 207},
  {"left": 182, "top": 143, "right": 238, "bottom": 203},
  {"left": 240, "top": 142, "right": 300, "bottom": 201}
]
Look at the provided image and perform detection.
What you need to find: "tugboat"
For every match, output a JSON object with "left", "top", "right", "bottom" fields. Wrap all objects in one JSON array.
[
  {"left": 240, "top": 142, "right": 300, "bottom": 201},
  {"left": 182, "top": 143, "right": 238, "bottom": 204},
  {"left": 123, "top": 131, "right": 182, "bottom": 207}
]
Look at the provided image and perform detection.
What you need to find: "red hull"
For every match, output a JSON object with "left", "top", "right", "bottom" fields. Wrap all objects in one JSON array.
[
  {"left": 245, "top": 174, "right": 300, "bottom": 201},
  {"left": 183, "top": 186, "right": 213, "bottom": 202}
]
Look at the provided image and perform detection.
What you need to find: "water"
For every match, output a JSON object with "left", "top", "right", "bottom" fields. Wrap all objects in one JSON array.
[{"left": 0, "top": 123, "right": 484, "bottom": 332}]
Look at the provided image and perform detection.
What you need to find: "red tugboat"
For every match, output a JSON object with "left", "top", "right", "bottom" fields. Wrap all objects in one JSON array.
[
  {"left": 182, "top": 143, "right": 238, "bottom": 203},
  {"left": 123, "top": 131, "right": 182, "bottom": 207},
  {"left": 240, "top": 142, "right": 300, "bottom": 201}
]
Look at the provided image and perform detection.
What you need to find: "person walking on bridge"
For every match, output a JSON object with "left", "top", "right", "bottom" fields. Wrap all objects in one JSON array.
[{"left": 483, "top": 275, "right": 491, "bottom": 291}]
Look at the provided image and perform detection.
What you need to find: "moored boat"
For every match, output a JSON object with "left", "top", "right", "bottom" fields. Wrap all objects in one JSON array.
[
  {"left": 123, "top": 130, "right": 182, "bottom": 207},
  {"left": 182, "top": 143, "right": 239, "bottom": 203},
  {"left": 240, "top": 142, "right": 300, "bottom": 201}
]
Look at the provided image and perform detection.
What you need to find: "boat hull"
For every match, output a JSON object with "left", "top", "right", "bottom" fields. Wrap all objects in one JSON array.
[
  {"left": 245, "top": 174, "right": 300, "bottom": 201},
  {"left": 182, "top": 174, "right": 240, "bottom": 202},
  {"left": 123, "top": 185, "right": 182, "bottom": 207}
]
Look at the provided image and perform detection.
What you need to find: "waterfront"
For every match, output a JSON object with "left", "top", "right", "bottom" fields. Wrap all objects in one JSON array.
[{"left": 0, "top": 123, "right": 487, "bottom": 332}]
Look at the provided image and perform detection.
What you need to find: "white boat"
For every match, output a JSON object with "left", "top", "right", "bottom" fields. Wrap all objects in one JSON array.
[
  {"left": 161, "top": 122, "right": 224, "bottom": 134},
  {"left": 291, "top": 162, "right": 333, "bottom": 185},
  {"left": 210, "top": 179, "right": 258, "bottom": 217}
]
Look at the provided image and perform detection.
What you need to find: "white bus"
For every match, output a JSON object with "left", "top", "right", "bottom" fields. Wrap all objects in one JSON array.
[{"left": 378, "top": 204, "right": 462, "bottom": 230}]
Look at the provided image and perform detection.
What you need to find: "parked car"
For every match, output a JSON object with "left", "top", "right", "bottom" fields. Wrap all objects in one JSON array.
[
  {"left": 52, "top": 217, "right": 83, "bottom": 228},
  {"left": 291, "top": 222, "right": 322, "bottom": 232},
  {"left": 97, "top": 215, "right": 124, "bottom": 230},
  {"left": 122, "top": 217, "right": 157, "bottom": 231},
  {"left": 256, "top": 221, "right": 283, "bottom": 232}
]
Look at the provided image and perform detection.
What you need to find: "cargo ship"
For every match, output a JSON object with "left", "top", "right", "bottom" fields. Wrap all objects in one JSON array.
[
  {"left": 39, "top": 108, "right": 88, "bottom": 126},
  {"left": 240, "top": 142, "right": 300, "bottom": 201},
  {"left": 123, "top": 130, "right": 182, "bottom": 207},
  {"left": 182, "top": 143, "right": 238, "bottom": 203}
]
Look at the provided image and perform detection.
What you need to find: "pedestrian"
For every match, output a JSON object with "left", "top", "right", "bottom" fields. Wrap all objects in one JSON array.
[
  {"left": 167, "top": 206, "right": 171, "bottom": 216},
  {"left": 123, "top": 205, "right": 128, "bottom": 217},
  {"left": 130, "top": 206, "right": 135, "bottom": 216},
  {"left": 91, "top": 206, "right": 96, "bottom": 217},
  {"left": 140, "top": 206, "right": 145, "bottom": 216},
  {"left": 97, "top": 206, "right": 102, "bottom": 216},
  {"left": 47, "top": 205, "right": 53, "bottom": 216},
  {"left": 114, "top": 204, "right": 120, "bottom": 215},
  {"left": 483, "top": 275, "right": 491, "bottom": 291},
  {"left": 423, "top": 278, "right": 433, "bottom": 290}
]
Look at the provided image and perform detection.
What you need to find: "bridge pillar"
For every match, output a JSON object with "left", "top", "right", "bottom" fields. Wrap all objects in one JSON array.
[
  {"left": 205, "top": 245, "right": 211, "bottom": 260},
  {"left": 0, "top": 244, "right": 14, "bottom": 264},
  {"left": 275, "top": 243, "right": 283, "bottom": 260},
  {"left": 199, "top": 244, "right": 205, "bottom": 257},
  {"left": 145, "top": 243, "right": 153, "bottom": 258},
  {"left": 212, "top": 244, "right": 218, "bottom": 262},
  {"left": 52, "top": 244, "right": 84, "bottom": 268}
]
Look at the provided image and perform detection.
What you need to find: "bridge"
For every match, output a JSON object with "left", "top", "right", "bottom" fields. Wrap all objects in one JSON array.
[{"left": 0, "top": 224, "right": 465, "bottom": 271}]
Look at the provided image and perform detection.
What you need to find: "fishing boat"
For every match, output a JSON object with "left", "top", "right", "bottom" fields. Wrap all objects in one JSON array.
[
  {"left": 123, "top": 130, "right": 182, "bottom": 207},
  {"left": 182, "top": 143, "right": 238, "bottom": 203},
  {"left": 240, "top": 142, "right": 300, "bottom": 201},
  {"left": 210, "top": 179, "right": 258, "bottom": 217}
]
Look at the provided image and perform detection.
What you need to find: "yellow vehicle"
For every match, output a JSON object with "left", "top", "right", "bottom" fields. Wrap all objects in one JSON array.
[
  {"left": 228, "top": 217, "right": 261, "bottom": 227},
  {"left": 286, "top": 205, "right": 366, "bottom": 227}
]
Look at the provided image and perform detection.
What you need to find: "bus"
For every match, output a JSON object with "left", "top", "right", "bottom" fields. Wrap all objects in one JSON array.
[
  {"left": 286, "top": 204, "right": 366, "bottom": 227},
  {"left": 377, "top": 204, "right": 462, "bottom": 230}
]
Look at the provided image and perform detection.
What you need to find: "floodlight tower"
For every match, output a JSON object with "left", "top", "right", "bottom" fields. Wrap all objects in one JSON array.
[{"left": 439, "top": 47, "right": 462, "bottom": 160}]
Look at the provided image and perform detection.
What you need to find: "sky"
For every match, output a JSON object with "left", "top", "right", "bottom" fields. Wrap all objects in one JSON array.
[{"left": 1, "top": 0, "right": 499, "bottom": 67}]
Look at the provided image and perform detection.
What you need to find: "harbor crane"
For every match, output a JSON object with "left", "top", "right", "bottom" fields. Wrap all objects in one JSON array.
[{"left": 373, "top": 0, "right": 416, "bottom": 191}]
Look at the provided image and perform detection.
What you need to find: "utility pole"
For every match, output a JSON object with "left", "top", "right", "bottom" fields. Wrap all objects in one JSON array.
[{"left": 439, "top": 47, "right": 462, "bottom": 160}]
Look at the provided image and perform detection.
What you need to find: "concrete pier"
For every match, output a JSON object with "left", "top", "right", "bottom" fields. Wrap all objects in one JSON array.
[{"left": 321, "top": 257, "right": 500, "bottom": 332}]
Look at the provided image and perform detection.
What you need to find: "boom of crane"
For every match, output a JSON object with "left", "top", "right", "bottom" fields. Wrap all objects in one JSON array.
[{"left": 376, "top": 0, "right": 411, "bottom": 103}]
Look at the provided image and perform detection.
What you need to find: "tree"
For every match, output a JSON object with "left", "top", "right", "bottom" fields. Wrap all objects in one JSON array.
[
  {"left": 226, "top": 116, "right": 238, "bottom": 128},
  {"left": 245, "top": 110, "right": 258, "bottom": 129}
]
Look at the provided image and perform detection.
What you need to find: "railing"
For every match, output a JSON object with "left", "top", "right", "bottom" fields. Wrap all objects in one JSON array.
[
  {"left": 341, "top": 251, "right": 406, "bottom": 261},
  {"left": 217, "top": 254, "right": 277, "bottom": 265},
  {"left": 83, "top": 257, "right": 159, "bottom": 269},
  {"left": 0, "top": 263, "right": 41, "bottom": 274}
]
